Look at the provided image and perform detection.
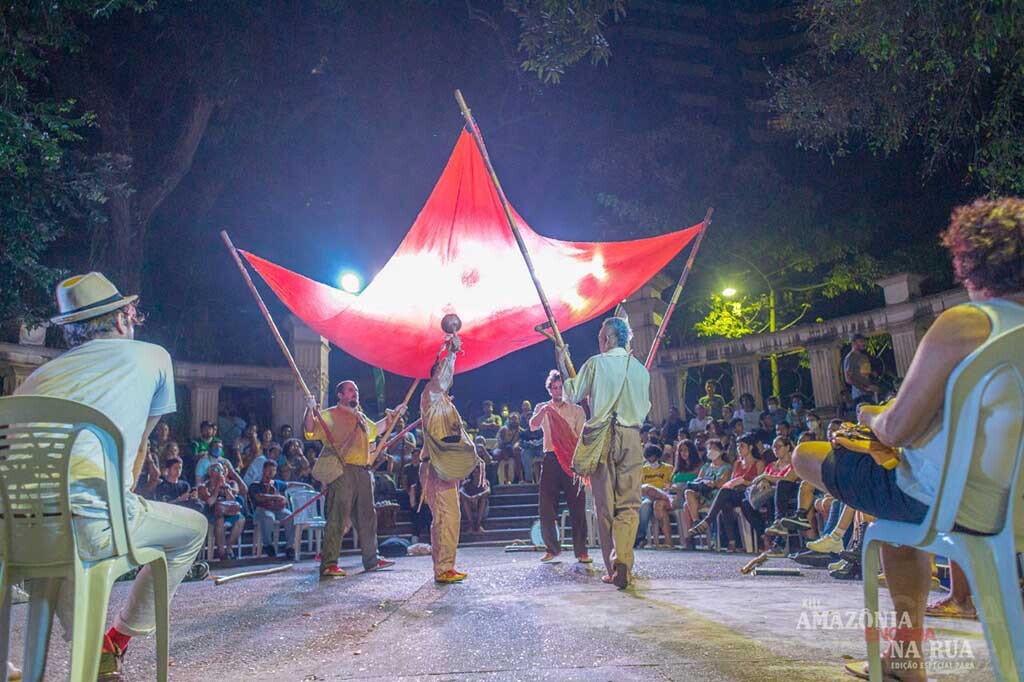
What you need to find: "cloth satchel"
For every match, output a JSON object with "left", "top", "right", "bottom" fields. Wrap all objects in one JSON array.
[
  {"left": 571, "top": 353, "right": 634, "bottom": 478},
  {"left": 312, "top": 414, "right": 363, "bottom": 485}
]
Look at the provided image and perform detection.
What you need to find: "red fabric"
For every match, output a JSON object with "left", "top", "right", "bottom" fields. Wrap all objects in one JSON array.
[
  {"left": 242, "top": 130, "right": 702, "bottom": 378},
  {"left": 545, "top": 407, "right": 581, "bottom": 478}
]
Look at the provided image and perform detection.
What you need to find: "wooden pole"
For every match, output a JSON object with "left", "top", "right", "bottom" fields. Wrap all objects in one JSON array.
[
  {"left": 366, "top": 379, "right": 420, "bottom": 466},
  {"left": 213, "top": 563, "right": 294, "bottom": 586},
  {"left": 644, "top": 208, "right": 713, "bottom": 370},
  {"left": 454, "top": 89, "right": 576, "bottom": 378},
  {"left": 220, "top": 231, "right": 343, "bottom": 457}
]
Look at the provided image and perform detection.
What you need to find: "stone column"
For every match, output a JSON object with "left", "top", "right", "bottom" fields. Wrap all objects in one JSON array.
[
  {"left": 806, "top": 341, "right": 843, "bottom": 411},
  {"left": 619, "top": 274, "right": 672, "bottom": 365},
  {"left": 271, "top": 383, "right": 302, "bottom": 433},
  {"left": 889, "top": 321, "right": 926, "bottom": 378},
  {"left": 649, "top": 369, "right": 671, "bottom": 425},
  {"left": 663, "top": 369, "right": 681, "bottom": 412},
  {"left": 286, "top": 315, "right": 330, "bottom": 406},
  {"left": 729, "top": 355, "right": 762, "bottom": 408},
  {"left": 190, "top": 383, "right": 221, "bottom": 437},
  {"left": 0, "top": 364, "right": 35, "bottom": 396}
]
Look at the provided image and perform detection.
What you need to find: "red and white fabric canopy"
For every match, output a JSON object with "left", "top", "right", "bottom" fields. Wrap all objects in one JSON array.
[{"left": 242, "top": 129, "right": 701, "bottom": 378}]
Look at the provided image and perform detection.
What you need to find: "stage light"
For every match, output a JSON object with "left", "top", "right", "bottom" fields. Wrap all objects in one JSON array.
[
  {"left": 339, "top": 271, "right": 363, "bottom": 293},
  {"left": 722, "top": 287, "right": 737, "bottom": 298}
]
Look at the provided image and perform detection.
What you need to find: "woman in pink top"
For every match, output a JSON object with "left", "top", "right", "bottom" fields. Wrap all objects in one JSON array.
[
  {"left": 689, "top": 433, "right": 765, "bottom": 551},
  {"left": 741, "top": 437, "right": 801, "bottom": 550}
]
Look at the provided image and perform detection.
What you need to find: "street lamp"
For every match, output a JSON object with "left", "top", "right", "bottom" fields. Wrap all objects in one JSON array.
[
  {"left": 721, "top": 277, "right": 780, "bottom": 399},
  {"left": 338, "top": 271, "right": 363, "bottom": 294}
]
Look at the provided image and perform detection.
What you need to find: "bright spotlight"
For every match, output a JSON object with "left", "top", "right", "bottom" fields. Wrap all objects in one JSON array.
[
  {"left": 722, "top": 287, "right": 737, "bottom": 298},
  {"left": 339, "top": 271, "right": 362, "bottom": 294}
]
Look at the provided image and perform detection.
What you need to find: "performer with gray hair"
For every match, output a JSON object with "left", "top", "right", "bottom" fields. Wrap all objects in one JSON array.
[{"left": 557, "top": 316, "right": 651, "bottom": 589}]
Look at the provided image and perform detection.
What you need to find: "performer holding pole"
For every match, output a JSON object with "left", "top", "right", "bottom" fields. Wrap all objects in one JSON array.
[
  {"left": 558, "top": 317, "right": 650, "bottom": 589},
  {"left": 304, "top": 380, "right": 403, "bottom": 578},
  {"left": 529, "top": 370, "right": 590, "bottom": 564},
  {"left": 419, "top": 314, "right": 481, "bottom": 584}
]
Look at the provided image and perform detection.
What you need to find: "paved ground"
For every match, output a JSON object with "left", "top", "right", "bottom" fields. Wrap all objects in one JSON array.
[{"left": 6, "top": 548, "right": 995, "bottom": 681}]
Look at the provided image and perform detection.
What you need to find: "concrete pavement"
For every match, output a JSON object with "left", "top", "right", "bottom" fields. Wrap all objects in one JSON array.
[{"left": 4, "top": 548, "right": 995, "bottom": 681}]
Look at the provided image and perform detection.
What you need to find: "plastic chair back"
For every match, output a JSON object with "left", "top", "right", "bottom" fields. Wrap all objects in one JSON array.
[
  {"left": 0, "top": 396, "right": 131, "bottom": 570},
  {"left": 930, "top": 325, "right": 1024, "bottom": 539},
  {"left": 287, "top": 488, "right": 324, "bottom": 525}
]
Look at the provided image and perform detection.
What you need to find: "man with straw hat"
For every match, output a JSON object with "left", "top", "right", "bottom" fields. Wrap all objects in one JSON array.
[{"left": 13, "top": 272, "right": 209, "bottom": 679}]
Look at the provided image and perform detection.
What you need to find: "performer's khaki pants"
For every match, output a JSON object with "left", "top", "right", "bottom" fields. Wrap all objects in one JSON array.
[
  {"left": 321, "top": 463, "right": 380, "bottom": 571},
  {"left": 421, "top": 461, "right": 460, "bottom": 576},
  {"left": 590, "top": 424, "right": 643, "bottom": 578}
]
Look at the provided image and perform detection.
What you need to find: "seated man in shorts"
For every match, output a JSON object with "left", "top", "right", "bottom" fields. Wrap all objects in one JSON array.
[{"left": 792, "top": 197, "right": 1024, "bottom": 681}]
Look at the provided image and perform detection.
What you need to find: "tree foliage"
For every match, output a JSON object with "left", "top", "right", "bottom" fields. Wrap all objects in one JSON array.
[
  {"left": 0, "top": 0, "right": 145, "bottom": 325},
  {"left": 588, "top": 118, "right": 884, "bottom": 345},
  {"left": 772, "top": 0, "right": 1024, "bottom": 194},
  {"left": 505, "top": 0, "right": 625, "bottom": 83}
]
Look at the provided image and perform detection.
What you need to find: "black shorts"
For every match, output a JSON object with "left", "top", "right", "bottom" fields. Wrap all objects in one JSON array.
[{"left": 820, "top": 446, "right": 928, "bottom": 524}]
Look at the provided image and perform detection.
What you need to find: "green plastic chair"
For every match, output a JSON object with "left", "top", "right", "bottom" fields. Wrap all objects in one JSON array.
[
  {"left": 0, "top": 396, "right": 170, "bottom": 682},
  {"left": 862, "top": 324, "right": 1024, "bottom": 682}
]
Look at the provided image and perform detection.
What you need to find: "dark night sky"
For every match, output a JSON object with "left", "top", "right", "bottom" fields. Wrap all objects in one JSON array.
[{"left": 123, "top": 1, "right": 966, "bottom": 421}]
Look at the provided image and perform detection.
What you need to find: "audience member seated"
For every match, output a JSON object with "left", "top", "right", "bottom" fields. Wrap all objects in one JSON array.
[
  {"left": 687, "top": 404, "right": 710, "bottom": 435},
  {"left": 740, "top": 436, "right": 799, "bottom": 554},
  {"left": 403, "top": 449, "right": 432, "bottom": 544},
  {"left": 786, "top": 394, "right": 807, "bottom": 434},
  {"left": 636, "top": 444, "right": 675, "bottom": 548},
  {"left": 459, "top": 468, "right": 491, "bottom": 533},
  {"left": 681, "top": 439, "right": 732, "bottom": 544},
  {"left": 248, "top": 460, "right": 295, "bottom": 558},
  {"left": 754, "top": 412, "right": 775, "bottom": 446},
  {"left": 518, "top": 402, "right": 545, "bottom": 484},
  {"left": 493, "top": 413, "right": 522, "bottom": 485},
  {"left": 803, "top": 411, "right": 824, "bottom": 440},
  {"left": 476, "top": 399, "right": 503, "bottom": 438},
  {"left": 194, "top": 437, "right": 247, "bottom": 491},
  {"left": 278, "top": 423, "right": 294, "bottom": 443},
  {"left": 666, "top": 439, "right": 702, "bottom": 541},
  {"left": 218, "top": 407, "right": 246, "bottom": 444},
  {"left": 148, "top": 457, "right": 203, "bottom": 513},
  {"left": 199, "top": 462, "right": 247, "bottom": 561},
  {"left": 689, "top": 433, "right": 765, "bottom": 552},
  {"left": 149, "top": 420, "right": 172, "bottom": 449},
  {"left": 698, "top": 380, "right": 725, "bottom": 420},
  {"left": 791, "top": 197, "right": 1024, "bottom": 681},
  {"left": 765, "top": 395, "right": 787, "bottom": 427},
  {"left": 733, "top": 393, "right": 761, "bottom": 433},
  {"left": 660, "top": 406, "right": 686, "bottom": 445}
]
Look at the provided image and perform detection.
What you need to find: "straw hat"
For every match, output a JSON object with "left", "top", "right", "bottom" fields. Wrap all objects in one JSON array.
[{"left": 50, "top": 272, "right": 138, "bottom": 325}]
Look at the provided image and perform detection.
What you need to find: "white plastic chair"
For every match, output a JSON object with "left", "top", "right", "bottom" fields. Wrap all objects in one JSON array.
[
  {"left": 862, "top": 325, "right": 1024, "bottom": 682},
  {"left": 0, "top": 396, "right": 170, "bottom": 682},
  {"left": 287, "top": 488, "right": 326, "bottom": 559}
]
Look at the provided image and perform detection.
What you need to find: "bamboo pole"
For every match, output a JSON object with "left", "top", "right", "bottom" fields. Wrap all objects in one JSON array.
[
  {"left": 366, "top": 379, "right": 420, "bottom": 466},
  {"left": 281, "top": 416, "right": 424, "bottom": 524},
  {"left": 644, "top": 208, "right": 714, "bottom": 370},
  {"left": 454, "top": 89, "right": 576, "bottom": 378},
  {"left": 220, "top": 231, "right": 343, "bottom": 458}
]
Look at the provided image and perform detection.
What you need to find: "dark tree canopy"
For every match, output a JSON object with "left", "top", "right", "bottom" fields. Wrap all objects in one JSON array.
[{"left": 772, "top": 0, "right": 1024, "bottom": 194}]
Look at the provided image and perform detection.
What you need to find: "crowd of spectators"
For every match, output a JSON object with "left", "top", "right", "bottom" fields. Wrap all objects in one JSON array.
[{"left": 134, "top": 377, "right": 880, "bottom": 571}]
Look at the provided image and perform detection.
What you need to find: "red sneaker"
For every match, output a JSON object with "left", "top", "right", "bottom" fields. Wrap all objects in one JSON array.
[
  {"left": 320, "top": 564, "right": 347, "bottom": 578},
  {"left": 577, "top": 554, "right": 593, "bottom": 564},
  {"left": 366, "top": 558, "right": 396, "bottom": 572},
  {"left": 435, "top": 570, "right": 466, "bottom": 584}
]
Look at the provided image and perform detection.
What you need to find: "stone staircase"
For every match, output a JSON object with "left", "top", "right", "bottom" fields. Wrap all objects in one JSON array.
[{"left": 372, "top": 483, "right": 542, "bottom": 547}]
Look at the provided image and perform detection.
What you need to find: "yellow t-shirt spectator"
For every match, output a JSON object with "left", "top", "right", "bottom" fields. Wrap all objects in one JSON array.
[{"left": 641, "top": 462, "right": 674, "bottom": 490}]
